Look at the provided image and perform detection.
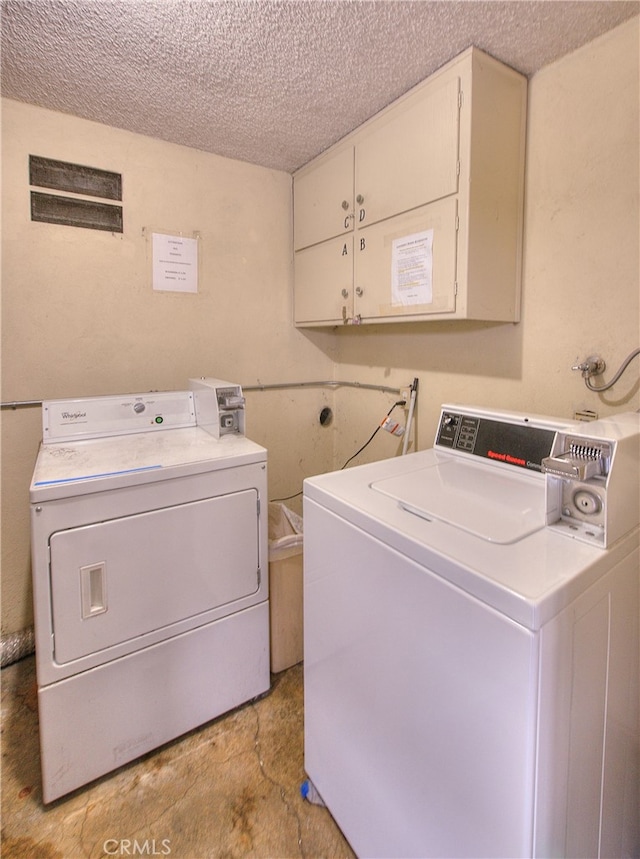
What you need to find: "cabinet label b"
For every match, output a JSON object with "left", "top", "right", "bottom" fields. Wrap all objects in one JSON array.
[{"left": 360, "top": 238, "right": 366, "bottom": 251}]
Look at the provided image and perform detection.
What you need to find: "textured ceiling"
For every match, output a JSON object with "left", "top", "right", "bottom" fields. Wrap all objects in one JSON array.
[{"left": 1, "top": 0, "right": 638, "bottom": 173}]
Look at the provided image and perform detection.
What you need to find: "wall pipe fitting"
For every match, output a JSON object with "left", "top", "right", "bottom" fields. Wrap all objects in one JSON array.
[{"left": 572, "top": 348, "right": 640, "bottom": 392}]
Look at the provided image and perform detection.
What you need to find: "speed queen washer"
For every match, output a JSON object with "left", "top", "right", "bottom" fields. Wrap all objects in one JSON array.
[
  {"left": 30, "top": 388, "right": 269, "bottom": 803},
  {"left": 303, "top": 405, "right": 639, "bottom": 858}
]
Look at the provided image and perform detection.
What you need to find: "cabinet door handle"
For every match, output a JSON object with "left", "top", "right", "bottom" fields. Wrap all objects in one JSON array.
[
  {"left": 356, "top": 194, "right": 364, "bottom": 204},
  {"left": 355, "top": 287, "right": 363, "bottom": 297},
  {"left": 341, "top": 288, "right": 349, "bottom": 298},
  {"left": 341, "top": 200, "right": 350, "bottom": 210}
]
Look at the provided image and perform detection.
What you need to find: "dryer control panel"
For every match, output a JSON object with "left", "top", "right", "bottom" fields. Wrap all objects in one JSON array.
[{"left": 43, "top": 391, "right": 196, "bottom": 443}]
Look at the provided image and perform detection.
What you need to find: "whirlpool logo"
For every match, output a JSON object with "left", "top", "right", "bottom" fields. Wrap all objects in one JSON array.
[{"left": 61, "top": 411, "right": 87, "bottom": 421}]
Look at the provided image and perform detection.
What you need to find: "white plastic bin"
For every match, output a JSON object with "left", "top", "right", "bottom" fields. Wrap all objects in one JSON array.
[{"left": 268, "top": 503, "right": 304, "bottom": 673}]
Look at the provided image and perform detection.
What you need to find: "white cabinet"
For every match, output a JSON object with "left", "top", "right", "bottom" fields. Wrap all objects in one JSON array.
[
  {"left": 293, "top": 147, "right": 354, "bottom": 250},
  {"left": 354, "top": 75, "right": 460, "bottom": 232},
  {"left": 295, "top": 200, "right": 458, "bottom": 324},
  {"left": 293, "top": 48, "right": 526, "bottom": 326}
]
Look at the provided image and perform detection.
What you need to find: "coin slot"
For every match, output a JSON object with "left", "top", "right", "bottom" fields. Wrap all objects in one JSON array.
[{"left": 573, "top": 489, "right": 602, "bottom": 516}]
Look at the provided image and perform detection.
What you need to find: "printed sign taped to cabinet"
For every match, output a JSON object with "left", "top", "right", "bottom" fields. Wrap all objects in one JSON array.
[{"left": 391, "top": 230, "right": 433, "bottom": 306}]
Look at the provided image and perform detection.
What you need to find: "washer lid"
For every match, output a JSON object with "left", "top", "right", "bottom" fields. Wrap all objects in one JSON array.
[{"left": 371, "top": 457, "right": 546, "bottom": 544}]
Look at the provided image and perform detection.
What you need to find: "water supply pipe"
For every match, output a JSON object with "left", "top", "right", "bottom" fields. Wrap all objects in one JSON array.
[{"left": 402, "top": 378, "right": 419, "bottom": 455}]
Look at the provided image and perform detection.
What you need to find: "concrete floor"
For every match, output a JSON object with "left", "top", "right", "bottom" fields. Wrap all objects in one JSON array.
[{"left": 1, "top": 656, "right": 355, "bottom": 859}]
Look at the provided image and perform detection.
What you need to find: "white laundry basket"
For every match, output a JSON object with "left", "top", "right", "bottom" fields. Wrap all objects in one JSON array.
[{"left": 268, "top": 503, "right": 304, "bottom": 673}]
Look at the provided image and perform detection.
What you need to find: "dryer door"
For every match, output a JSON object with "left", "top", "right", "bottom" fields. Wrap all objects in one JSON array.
[{"left": 49, "top": 489, "right": 261, "bottom": 663}]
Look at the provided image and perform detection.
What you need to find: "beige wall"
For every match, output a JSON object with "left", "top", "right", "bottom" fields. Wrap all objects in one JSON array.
[
  {"left": 331, "top": 18, "right": 639, "bottom": 465},
  {"left": 0, "top": 102, "right": 335, "bottom": 634},
  {"left": 2, "top": 17, "right": 639, "bottom": 636}
]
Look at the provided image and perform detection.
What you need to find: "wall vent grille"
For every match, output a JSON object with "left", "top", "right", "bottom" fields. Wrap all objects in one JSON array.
[
  {"left": 29, "top": 155, "right": 123, "bottom": 232},
  {"left": 30, "top": 192, "right": 123, "bottom": 233}
]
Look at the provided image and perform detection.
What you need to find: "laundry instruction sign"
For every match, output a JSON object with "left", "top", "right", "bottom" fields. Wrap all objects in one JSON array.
[
  {"left": 391, "top": 229, "right": 433, "bottom": 306},
  {"left": 152, "top": 232, "right": 198, "bottom": 293}
]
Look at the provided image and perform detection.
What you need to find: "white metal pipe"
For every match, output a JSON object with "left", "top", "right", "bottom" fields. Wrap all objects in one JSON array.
[
  {"left": 244, "top": 380, "right": 402, "bottom": 395},
  {"left": 402, "top": 380, "right": 418, "bottom": 455},
  {"left": 1, "top": 380, "right": 403, "bottom": 410}
]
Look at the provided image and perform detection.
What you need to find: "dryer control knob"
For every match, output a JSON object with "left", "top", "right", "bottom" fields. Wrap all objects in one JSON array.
[{"left": 133, "top": 402, "right": 146, "bottom": 414}]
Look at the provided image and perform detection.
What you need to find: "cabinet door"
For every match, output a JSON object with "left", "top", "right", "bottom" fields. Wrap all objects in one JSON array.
[
  {"left": 355, "top": 76, "right": 460, "bottom": 229},
  {"left": 293, "top": 147, "right": 354, "bottom": 251},
  {"left": 354, "top": 198, "right": 458, "bottom": 321},
  {"left": 294, "top": 236, "right": 353, "bottom": 325}
]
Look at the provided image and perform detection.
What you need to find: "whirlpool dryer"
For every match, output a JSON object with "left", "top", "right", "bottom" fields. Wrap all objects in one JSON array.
[
  {"left": 30, "top": 387, "right": 269, "bottom": 803},
  {"left": 303, "top": 405, "right": 639, "bottom": 859}
]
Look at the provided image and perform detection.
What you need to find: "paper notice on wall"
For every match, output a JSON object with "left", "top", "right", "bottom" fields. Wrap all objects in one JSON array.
[
  {"left": 152, "top": 233, "right": 198, "bottom": 293},
  {"left": 391, "top": 230, "right": 433, "bottom": 306}
]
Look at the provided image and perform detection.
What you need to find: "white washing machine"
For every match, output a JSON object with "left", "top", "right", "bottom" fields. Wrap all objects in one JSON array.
[
  {"left": 303, "top": 405, "right": 639, "bottom": 859},
  {"left": 30, "top": 384, "right": 269, "bottom": 803}
]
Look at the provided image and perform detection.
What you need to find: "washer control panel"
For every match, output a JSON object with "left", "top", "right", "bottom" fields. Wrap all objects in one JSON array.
[
  {"left": 434, "top": 406, "right": 639, "bottom": 548},
  {"left": 435, "top": 409, "right": 557, "bottom": 473}
]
